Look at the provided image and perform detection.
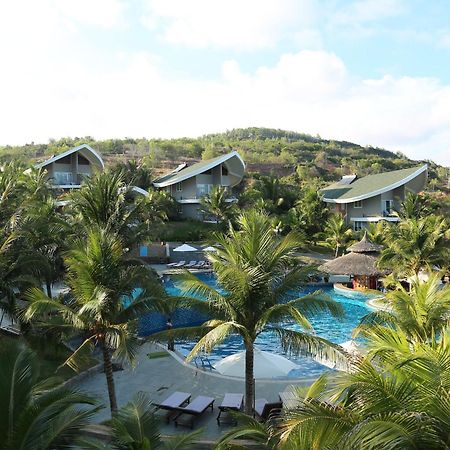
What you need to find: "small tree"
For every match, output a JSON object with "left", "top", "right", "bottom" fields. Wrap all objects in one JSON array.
[
  {"left": 199, "top": 186, "right": 236, "bottom": 223},
  {"left": 24, "top": 228, "right": 159, "bottom": 414},
  {"left": 151, "top": 210, "right": 345, "bottom": 415},
  {"left": 321, "top": 214, "right": 353, "bottom": 257}
]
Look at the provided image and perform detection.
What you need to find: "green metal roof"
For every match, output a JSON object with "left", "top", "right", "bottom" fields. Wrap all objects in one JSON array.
[
  {"left": 321, "top": 165, "right": 427, "bottom": 203},
  {"left": 153, "top": 151, "right": 245, "bottom": 187}
]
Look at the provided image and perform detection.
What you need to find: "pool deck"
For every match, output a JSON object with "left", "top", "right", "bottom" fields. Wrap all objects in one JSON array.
[{"left": 75, "top": 342, "right": 314, "bottom": 443}]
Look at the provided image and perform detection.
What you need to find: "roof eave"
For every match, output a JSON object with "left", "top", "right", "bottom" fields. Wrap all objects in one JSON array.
[
  {"left": 35, "top": 144, "right": 104, "bottom": 170},
  {"left": 322, "top": 165, "right": 427, "bottom": 204},
  {"left": 153, "top": 151, "right": 245, "bottom": 188}
]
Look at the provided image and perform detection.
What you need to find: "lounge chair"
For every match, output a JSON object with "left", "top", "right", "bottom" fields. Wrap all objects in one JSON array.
[
  {"left": 170, "top": 260, "right": 186, "bottom": 268},
  {"left": 153, "top": 391, "right": 191, "bottom": 423},
  {"left": 167, "top": 262, "right": 179, "bottom": 268},
  {"left": 173, "top": 395, "right": 215, "bottom": 429},
  {"left": 217, "top": 393, "right": 243, "bottom": 425},
  {"left": 185, "top": 260, "right": 198, "bottom": 268},
  {"left": 193, "top": 260, "right": 205, "bottom": 269},
  {"left": 253, "top": 399, "right": 282, "bottom": 422}
]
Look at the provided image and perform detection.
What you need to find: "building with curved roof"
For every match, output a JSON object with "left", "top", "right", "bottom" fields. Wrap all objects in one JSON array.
[
  {"left": 321, "top": 165, "right": 427, "bottom": 231},
  {"left": 153, "top": 151, "right": 245, "bottom": 219},
  {"left": 35, "top": 144, "right": 104, "bottom": 189}
]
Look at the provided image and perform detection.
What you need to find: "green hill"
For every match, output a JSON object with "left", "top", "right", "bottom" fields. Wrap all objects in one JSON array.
[{"left": 0, "top": 127, "right": 447, "bottom": 188}]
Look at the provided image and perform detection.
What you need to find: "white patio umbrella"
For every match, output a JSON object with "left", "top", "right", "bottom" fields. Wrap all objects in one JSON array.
[
  {"left": 173, "top": 244, "right": 198, "bottom": 252},
  {"left": 213, "top": 348, "right": 299, "bottom": 378},
  {"left": 203, "top": 245, "right": 218, "bottom": 252}
]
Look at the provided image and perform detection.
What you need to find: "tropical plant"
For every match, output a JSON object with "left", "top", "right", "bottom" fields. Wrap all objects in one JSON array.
[
  {"left": 320, "top": 214, "right": 353, "bottom": 257},
  {"left": 151, "top": 210, "right": 345, "bottom": 415},
  {"left": 69, "top": 171, "right": 151, "bottom": 248},
  {"left": 396, "top": 192, "right": 426, "bottom": 220},
  {"left": 113, "top": 159, "right": 154, "bottom": 191},
  {"left": 365, "top": 220, "right": 389, "bottom": 246},
  {"left": 229, "top": 330, "right": 450, "bottom": 450},
  {"left": 0, "top": 340, "right": 99, "bottom": 450},
  {"left": 23, "top": 227, "right": 159, "bottom": 414},
  {"left": 200, "top": 185, "right": 236, "bottom": 223},
  {"left": 19, "top": 197, "right": 68, "bottom": 297},
  {"left": 355, "top": 273, "right": 450, "bottom": 344},
  {"left": 288, "top": 187, "right": 328, "bottom": 243},
  {"left": 378, "top": 215, "right": 450, "bottom": 276},
  {"left": 90, "top": 392, "right": 203, "bottom": 450}
]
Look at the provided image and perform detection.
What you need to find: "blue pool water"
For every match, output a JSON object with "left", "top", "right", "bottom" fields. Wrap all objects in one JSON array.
[{"left": 139, "top": 273, "right": 374, "bottom": 379}]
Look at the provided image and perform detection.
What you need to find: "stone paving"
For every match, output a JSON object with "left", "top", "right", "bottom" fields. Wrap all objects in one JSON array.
[{"left": 76, "top": 342, "right": 315, "bottom": 443}]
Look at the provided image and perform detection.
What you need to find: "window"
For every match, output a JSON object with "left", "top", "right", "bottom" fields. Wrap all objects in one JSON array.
[
  {"left": 197, "top": 184, "right": 213, "bottom": 197},
  {"left": 354, "top": 221, "right": 363, "bottom": 231},
  {"left": 222, "top": 165, "right": 228, "bottom": 176},
  {"left": 177, "top": 205, "right": 182, "bottom": 214},
  {"left": 354, "top": 200, "right": 362, "bottom": 208},
  {"left": 384, "top": 200, "right": 393, "bottom": 215},
  {"left": 53, "top": 172, "right": 74, "bottom": 185},
  {"left": 176, "top": 182, "right": 182, "bottom": 192}
]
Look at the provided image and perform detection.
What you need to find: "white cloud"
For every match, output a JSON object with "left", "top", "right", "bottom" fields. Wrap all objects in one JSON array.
[
  {"left": 54, "top": 0, "right": 127, "bottom": 29},
  {"left": 332, "top": 0, "right": 407, "bottom": 25},
  {"left": 141, "top": 0, "right": 319, "bottom": 49},
  {"left": 0, "top": 1, "right": 449, "bottom": 166},
  {"left": 1, "top": 42, "right": 450, "bottom": 165}
]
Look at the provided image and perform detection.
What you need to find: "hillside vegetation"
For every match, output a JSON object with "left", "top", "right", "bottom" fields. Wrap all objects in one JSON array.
[{"left": 1, "top": 128, "right": 448, "bottom": 188}]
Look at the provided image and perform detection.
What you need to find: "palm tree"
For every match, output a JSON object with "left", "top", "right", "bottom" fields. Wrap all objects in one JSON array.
[
  {"left": 19, "top": 197, "right": 68, "bottom": 297},
  {"left": 378, "top": 215, "right": 450, "bottom": 276},
  {"left": 320, "top": 214, "right": 353, "bottom": 257},
  {"left": 0, "top": 340, "right": 99, "bottom": 450},
  {"left": 396, "top": 192, "right": 425, "bottom": 219},
  {"left": 355, "top": 273, "right": 450, "bottom": 343},
  {"left": 23, "top": 227, "right": 159, "bottom": 414},
  {"left": 152, "top": 210, "right": 345, "bottom": 415},
  {"left": 200, "top": 186, "right": 236, "bottom": 223},
  {"left": 231, "top": 330, "right": 450, "bottom": 450},
  {"left": 70, "top": 171, "right": 150, "bottom": 248},
  {"left": 102, "top": 392, "right": 202, "bottom": 450},
  {"left": 365, "top": 220, "right": 389, "bottom": 246}
]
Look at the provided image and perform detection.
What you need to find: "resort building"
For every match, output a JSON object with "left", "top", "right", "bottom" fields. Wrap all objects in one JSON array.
[
  {"left": 152, "top": 151, "right": 246, "bottom": 220},
  {"left": 35, "top": 144, "right": 104, "bottom": 190},
  {"left": 321, "top": 165, "right": 428, "bottom": 231}
]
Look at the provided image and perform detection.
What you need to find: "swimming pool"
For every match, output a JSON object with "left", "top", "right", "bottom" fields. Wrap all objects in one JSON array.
[{"left": 140, "top": 272, "right": 374, "bottom": 379}]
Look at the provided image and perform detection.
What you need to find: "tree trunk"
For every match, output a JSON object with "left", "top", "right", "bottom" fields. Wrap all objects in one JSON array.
[
  {"left": 244, "top": 342, "right": 255, "bottom": 415},
  {"left": 335, "top": 245, "right": 339, "bottom": 258},
  {"left": 46, "top": 280, "right": 52, "bottom": 298},
  {"left": 102, "top": 341, "right": 118, "bottom": 414}
]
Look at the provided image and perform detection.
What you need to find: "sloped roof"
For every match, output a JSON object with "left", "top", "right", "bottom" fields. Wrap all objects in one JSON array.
[
  {"left": 318, "top": 253, "right": 385, "bottom": 276},
  {"left": 347, "top": 231, "right": 383, "bottom": 253},
  {"left": 321, "top": 165, "right": 427, "bottom": 203},
  {"left": 153, "top": 151, "right": 245, "bottom": 188},
  {"left": 35, "top": 144, "right": 104, "bottom": 170}
]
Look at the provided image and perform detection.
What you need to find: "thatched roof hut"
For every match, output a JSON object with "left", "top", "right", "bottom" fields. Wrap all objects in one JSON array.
[
  {"left": 318, "top": 252, "right": 384, "bottom": 276},
  {"left": 347, "top": 231, "right": 383, "bottom": 253},
  {"left": 319, "top": 231, "right": 386, "bottom": 289}
]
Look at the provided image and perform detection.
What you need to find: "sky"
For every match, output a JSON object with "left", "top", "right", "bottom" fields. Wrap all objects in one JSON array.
[{"left": 0, "top": 0, "right": 449, "bottom": 165}]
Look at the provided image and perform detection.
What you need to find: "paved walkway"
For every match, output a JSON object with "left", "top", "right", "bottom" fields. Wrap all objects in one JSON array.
[{"left": 76, "top": 343, "right": 314, "bottom": 442}]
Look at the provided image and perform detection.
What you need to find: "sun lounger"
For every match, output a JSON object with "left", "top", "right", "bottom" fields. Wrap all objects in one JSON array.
[
  {"left": 253, "top": 399, "right": 282, "bottom": 422},
  {"left": 173, "top": 395, "right": 215, "bottom": 429},
  {"left": 154, "top": 391, "right": 191, "bottom": 422},
  {"left": 217, "top": 393, "right": 243, "bottom": 425},
  {"left": 167, "top": 261, "right": 179, "bottom": 268},
  {"left": 185, "top": 260, "right": 198, "bottom": 268},
  {"left": 169, "top": 260, "right": 186, "bottom": 268}
]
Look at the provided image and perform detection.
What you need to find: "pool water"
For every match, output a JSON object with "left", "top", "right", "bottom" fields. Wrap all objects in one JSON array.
[{"left": 158, "top": 272, "right": 373, "bottom": 379}]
